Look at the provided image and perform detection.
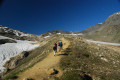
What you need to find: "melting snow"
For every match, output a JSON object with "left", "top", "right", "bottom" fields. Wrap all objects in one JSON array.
[
  {"left": 57, "top": 33, "right": 61, "bottom": 34},
  {"left": 98, "top": 23, "right": 102, "bottom": 24},
  {"left": 116, "top": 12, "right": 120, "bottom": 15},
  {"left": 0, "top": 36, "right": 39, "bottom": 73},
  {"left": 44, "top": 36, "right": 50, "bottom": 38},
  {"left": 86, "top": 40, "right": 120, "bottom": 46},
  {"left": 0, "top": 36, "right": 10, "bottom": 39},
  {"left": 71, "top": 33, "right": 83, "bottom": 36}
]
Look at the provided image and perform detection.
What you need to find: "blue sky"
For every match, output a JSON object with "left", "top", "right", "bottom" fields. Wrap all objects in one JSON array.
[{"left": 0, "top": 0, "right": 120, "bottom": 35}]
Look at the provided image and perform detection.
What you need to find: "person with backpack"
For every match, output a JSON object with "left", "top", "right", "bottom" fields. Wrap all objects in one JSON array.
[
  {"left": 58, "top": 41, "right": 63, "bottom": 51},
  {"left": 58, "top": 42, "right": 61, "bottom": 51},
  {"left": 53, "top": 43, "right": 57, "bottom": 56},
  {"left": 60, "top": 41, "right": 63, "bottom": 49}
]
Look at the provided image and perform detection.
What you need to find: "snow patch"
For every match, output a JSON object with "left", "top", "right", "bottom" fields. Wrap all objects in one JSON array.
[
  {"left": 70, "top": 33, "right": 83, "bottom": 36},
  {"left": 57, "top": 33, "right": 61, "bottom": 34},
  {"left": 44, "top": 36, "right": 50, "bottom": 38},
  {"left": 86, "top": 40, "right": 120, "bottom": 46},
  {"left": 0, "top": 36, "right": 39, "bottom": 73},
  {"left": 77, "top": 33, "right": 83, "bottom": 35},
  {"left": 49, "top": 33, "right": 52, "bottom": 35},
  {"left": 116, "top": 12, "right": 120, "bottom": 15},
  {"left": 98, "top": 23, "right": 102, "bottom": 24},
  {"left": 0, "top": 36, "right": 11, "bottom": 39}
]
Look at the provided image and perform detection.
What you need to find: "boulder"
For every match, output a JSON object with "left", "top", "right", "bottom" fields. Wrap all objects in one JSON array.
[
  {"left": 0, "top": 39, "right": 17, "bottom": 44},
  {"left": 10, "top": 59, "right": 21, "bottom": 69},
  {"left": 2, "top": 68, "right": 10, "bottom": 74},
  {"left": 3, "top": 51, "right": 29, "bottom": 70},
  {"left": 20, "top": 51, "right": 29, "bottom": 58},
  {"left": 48, "top": 68, "right": 58, "bottom": 75}
]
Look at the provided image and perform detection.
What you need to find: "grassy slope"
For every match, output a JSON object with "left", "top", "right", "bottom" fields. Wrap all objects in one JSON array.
[{"left": 59, "top": 36, "right": 120, "bottom": 80}]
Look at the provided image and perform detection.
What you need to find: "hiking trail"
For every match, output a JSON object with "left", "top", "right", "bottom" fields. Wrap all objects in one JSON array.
[{"left": 16, "top": 38, "right": 70, "bottom": 80}]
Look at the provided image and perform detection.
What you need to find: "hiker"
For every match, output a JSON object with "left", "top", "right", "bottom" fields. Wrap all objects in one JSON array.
[
  {"left": 53, "top": 43, "right": 57, "bottom": 56},
  {"left": 60, "top": 41, "right": 63, "bottom": 49},
  {"left": 58, "top": 41, "right": 63, "bottom": 51}
]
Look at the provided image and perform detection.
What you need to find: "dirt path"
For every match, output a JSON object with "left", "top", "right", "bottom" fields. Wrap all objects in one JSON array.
[{"left": 17, "top": 38, "right": 70, "bottom": 80}]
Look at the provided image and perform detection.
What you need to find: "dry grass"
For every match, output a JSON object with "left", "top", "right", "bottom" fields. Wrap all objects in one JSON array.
[{"left": 59, "top": 36, "right": 120, "bottom": 80}]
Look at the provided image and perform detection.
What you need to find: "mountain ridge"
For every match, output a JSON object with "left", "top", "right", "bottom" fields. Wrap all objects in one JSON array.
[
  {"left": 0, "top": 25, "right": 41, "bottom": 41},
  {"left": 82, "top": 11, "right": 120, "bottom": 43}
]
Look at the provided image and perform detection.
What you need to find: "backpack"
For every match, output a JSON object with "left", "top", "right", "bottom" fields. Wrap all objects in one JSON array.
[
  {"left": 60, "top": 42, "right": 62, "bottom": 46},
  {"left": 53, "top": 46, "right": 57, "bottom": 50}
]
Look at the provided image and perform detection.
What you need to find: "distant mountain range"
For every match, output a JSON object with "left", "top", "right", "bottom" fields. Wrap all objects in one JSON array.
[
  {"left": 40, "top": 30, "right": 83, "bottom": 38},
  {"left": 82, "top": 12, "right": 120, "bottom": 43},
  {"left": 0, "top": 25, "right": 83, "bottom": 40}
]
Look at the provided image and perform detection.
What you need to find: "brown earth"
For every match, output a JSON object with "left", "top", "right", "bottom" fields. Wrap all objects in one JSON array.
[{"left": 16, "top": 38, "right": 70, "bottom": 80}]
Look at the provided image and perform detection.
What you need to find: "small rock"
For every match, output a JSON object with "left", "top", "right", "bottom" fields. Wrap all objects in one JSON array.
[
  {"left": 21, "top": 51, "right": 29, "bottom": 58},
  {"left": 23, "top": 78, "right": 33, "bottom": 80},
  {"left": 48, "top": 68, "right": 58, "bottom": 75}
]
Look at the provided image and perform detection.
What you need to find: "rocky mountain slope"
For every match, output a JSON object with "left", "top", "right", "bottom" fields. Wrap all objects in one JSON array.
[
  {"left": 0, "top": 25, "right": 40, "bottom": 41},
  {"left": 82, "top": 12, "right": 120, "bottom": 43}
]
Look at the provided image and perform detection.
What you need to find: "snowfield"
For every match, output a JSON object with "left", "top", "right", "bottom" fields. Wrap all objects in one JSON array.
[
  {"left": 86, "top": 40, "right": 120, "bottom": 46},
  {"left": 0, "top": 36, "right": 39, "bottom": 73},
  {"left": 44, "top": 36, "right": 50, "bottom": 38},
  {"left": 71, "top": 33, "right": 83, "bottom": 36},
  {"left": 0, "top": 36, "right": 11, "bottom": 39}
]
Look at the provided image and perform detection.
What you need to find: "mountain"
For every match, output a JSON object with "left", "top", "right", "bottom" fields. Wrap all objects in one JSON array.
[
  {"left": 0, "top": 25, "right": 40, "bottom": 41},
  {"left": 0, "top": 25, "right": 120, "bottom": 80},
  {"left": 41, "top": 30, "right": 70, "bottom": 37},
  {"left": 40, "top": 30, "right": 83, "bottom": 38},
  {"left": 82, "top": 12, "right": 120, "bottom": 43}
]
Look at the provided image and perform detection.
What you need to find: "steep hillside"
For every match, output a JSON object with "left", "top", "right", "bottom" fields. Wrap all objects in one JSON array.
[
  {"left": 81, "top": 24, "right": 102, "bottom": 34},
  {"left": 2, "top": 35, "right": 120, "bottom": 80},
  {"left": 82, "top": 12, "right": 120, "bottom": 42}
]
